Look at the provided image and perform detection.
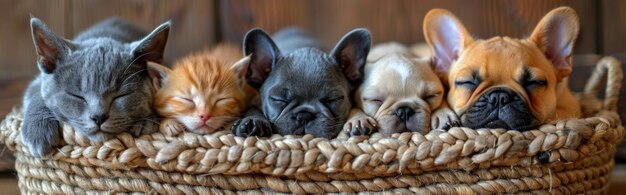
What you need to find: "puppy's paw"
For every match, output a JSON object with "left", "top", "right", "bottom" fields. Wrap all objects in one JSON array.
[
  {"left": 231, "top": 116, "right": 273, "bottom": 137},
  {"left": 160, "top": 119, "right": 185, "bottom": 136},
  {"left": 344, "top": 116, "right": 377, "bottom": 136},
  {"left": 431, "top": 107, "right": 460, "bottom": 130},
  {"left": 20, "top": 118, "right": 61, "bottom": 157}
]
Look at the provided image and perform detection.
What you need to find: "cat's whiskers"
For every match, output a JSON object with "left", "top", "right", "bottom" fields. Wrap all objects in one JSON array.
[
  {"left": 121, "top": 51, "right": 161, "bottom": 75},
  {"left": 119, "top": 81, "right": 143, "bottom": 90},
  {"left": 121, "top": 69, "right": 147, "bottom": 85}
]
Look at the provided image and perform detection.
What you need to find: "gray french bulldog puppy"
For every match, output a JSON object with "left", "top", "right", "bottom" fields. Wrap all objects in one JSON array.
[
  {"left": 21, "top": 17, "right": 170, "bottom": 157},
  {"left": 231, "top": 27, "right": 371, "bottom": 138}
]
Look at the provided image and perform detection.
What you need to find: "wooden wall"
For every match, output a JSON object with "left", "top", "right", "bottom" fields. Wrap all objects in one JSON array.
[
  {"left": 1, "top": 0, "right": 626, "bottom": 118},
  {"left": 220, "top": 0, "right": 599, "bottom": 53}
]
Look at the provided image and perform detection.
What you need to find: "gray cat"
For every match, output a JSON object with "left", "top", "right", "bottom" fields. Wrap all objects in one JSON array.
[{"left": 22, "top": 17, "right": 170, "bottom": 157}]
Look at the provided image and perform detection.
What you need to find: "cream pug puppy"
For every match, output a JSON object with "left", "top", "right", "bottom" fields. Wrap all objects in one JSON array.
[{"left": 344, "top": 42, "right": 458, "bottom": 136}]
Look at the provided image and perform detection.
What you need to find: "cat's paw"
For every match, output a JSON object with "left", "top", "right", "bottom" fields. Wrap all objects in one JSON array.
[
  {"left": 343, "top": 115, "right": 377, "bottom": 136},
  {"left": 160, "top": 119, "right": 185, "bottom": 136},
  {"left": 20, "top": 119, "right": 61, "bottom": 157},
  {"left": 431, "top": 107, "right": 460, "bottom": 130},
  {"left": 231, "top": 116, "right": 273, "bottom": 137},
  {"left": 130, "top": 116, "right": 159, "bottom": 137}
]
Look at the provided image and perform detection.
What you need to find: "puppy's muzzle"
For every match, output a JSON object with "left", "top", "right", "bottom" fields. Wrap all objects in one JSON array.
[
  {"left": 395, "top": 106, "right": 415, "bottom": 122},
  {"left": 464, "top": 88, "right": 535, "bottom": 130},
  {"left": 294, "top": 111, "right": 316, "bottom": 126}
]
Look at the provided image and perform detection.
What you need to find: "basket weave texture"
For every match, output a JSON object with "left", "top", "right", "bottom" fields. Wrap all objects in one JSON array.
[{"left": 0, "top": 56, "right": 624, "bottom": 194}]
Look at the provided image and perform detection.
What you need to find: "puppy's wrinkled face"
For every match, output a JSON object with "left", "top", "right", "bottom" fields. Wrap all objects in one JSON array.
[
  {"left": 261, "top": 49, "right": 352, "bottom": 138},
  {"left": 447, "top": 38, "right": 557, "bottom": 130},
  {"left": 243, "top": 28, "right": 371, "bottom": 138},
  {"left": 357, "top": 52, "right": 443, "bottom": 135},
  {"left": 424, "top": 7, "right": 579, "bottom": 131}
]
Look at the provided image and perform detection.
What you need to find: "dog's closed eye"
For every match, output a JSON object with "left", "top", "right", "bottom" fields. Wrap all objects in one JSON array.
[
  {"left": 523, "top": 79, "right": 547, "bottom": 90},
  {"left": 424, "top": 91, "right": 442, "bottom": 100},
  {"left": 454, "top": 80, "right": 478, "bottom": 90},
  {"left": 363, "top": 98, "right": 384, "bottom": 105},
  {"left": 269, "top": 96, "right": 287, "bottom": 104},
  {"left": 322, "top": 96, "right": 344, "bottom": 104},
  {"left": 520, "top": 69, "right": 548, "bottom": 90}
]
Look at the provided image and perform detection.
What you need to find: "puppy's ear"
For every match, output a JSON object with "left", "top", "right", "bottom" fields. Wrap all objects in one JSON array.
[
  {"left": 423, "top": 9, "right": 473, "bottom": 73},
  {"left": 131, "top": 21, "right": 170, "bottom": 64},
  {"left": 146, "top": 61, "right": 172, "bottom": 89},
  {"left": 331, "top": 28, "right": 371, "bottom": 84},
  {"left": 31, "top": 17, "right": 75, "bottom": 74},
  {"left": 243, "top": 28, "right": 280, "bottom": 89},
  {"left": 530, "top": 7, "right": 579, "bottom": 80}
]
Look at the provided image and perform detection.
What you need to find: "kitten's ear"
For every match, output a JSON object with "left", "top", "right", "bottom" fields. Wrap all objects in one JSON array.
[
  {"left": 231, "top": 56, "right": 252, "bottom": 87},
  {"left": 423, "top": 9, "right": 473, "bottom": 73},
  {"left": 146, "top": 61, "right": 172, "bottom": 89},
  {"left": 331, "top": 28, "right": 371, "bottom": 84},
  {"left": 530, "top": 7, "right": 579, "bottom": 80},
  {"left": 231, "top": 55, "right": 251, "bottom": 79},
  {"left": 30, "top": 17, "right": 74, "bottom": 74},
  {"left": 131, "top": 21, "right": 171, "bottom": 64},
  {"left": 243, "top": 28, "right": 280, "bottom": 89}
]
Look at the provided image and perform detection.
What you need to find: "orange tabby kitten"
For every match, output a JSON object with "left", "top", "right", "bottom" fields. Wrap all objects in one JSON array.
[{"left": 147, "top": 44, "right": 256, "bottom": 135}]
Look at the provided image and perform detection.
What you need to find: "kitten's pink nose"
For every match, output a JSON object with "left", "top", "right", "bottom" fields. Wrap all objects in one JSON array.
[{"left": 199, "top": 114, "right": 211, "bottom": 122}]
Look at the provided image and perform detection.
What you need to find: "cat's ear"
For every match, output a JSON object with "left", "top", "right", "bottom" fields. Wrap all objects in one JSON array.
[
  {"left": 243, "top": 28, "right": 280, "bottom": 89},
  {"left": 331, "top": 28, "right": 371, "bottom": 84},
  {"left": 30, "top": 17, "right": 74, "bottom": 74},
  {"left": 131, "top": 21, "right": 171, "bottom": 64},
  {"left": 231, "top": 56, "right": 252, "bottom": 87},
  {"left": 146, "top": 61, "right": 172, "bottom": 89},
  {"left": 231, "top": 55, "right": 251, "bottom": 79}
]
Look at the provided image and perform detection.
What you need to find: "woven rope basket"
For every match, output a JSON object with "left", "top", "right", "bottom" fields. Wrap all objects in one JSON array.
[{"left": 1, "top": 56, "right": 624, "bottom": 194}]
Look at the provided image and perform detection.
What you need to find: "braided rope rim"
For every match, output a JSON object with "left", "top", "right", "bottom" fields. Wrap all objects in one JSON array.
[{"left": 1, "top": 56, "right": 623, "bottom": 193}]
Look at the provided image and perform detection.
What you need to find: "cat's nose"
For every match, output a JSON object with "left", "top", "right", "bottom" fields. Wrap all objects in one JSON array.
[
  {"left": 90, "top": 114, "right": 109, "bottom": 126},
  {"left": 199, "top": 114, "right": 211, "bottom": 122}
]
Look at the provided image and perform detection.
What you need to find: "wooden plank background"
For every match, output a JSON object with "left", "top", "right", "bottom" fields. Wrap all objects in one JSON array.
[{"left": 0, "top": 0, "right": 625, "bottom": 119}]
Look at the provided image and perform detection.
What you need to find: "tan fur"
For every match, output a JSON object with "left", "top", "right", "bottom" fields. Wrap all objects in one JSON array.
[
  {"left": 150, "top": 44, "right": 256, "bottom": 135},
  {"left": 424, "top": 7, "right": 581, "bottom": 128}
]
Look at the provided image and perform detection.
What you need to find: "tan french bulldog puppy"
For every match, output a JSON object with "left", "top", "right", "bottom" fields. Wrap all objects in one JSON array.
[
  {"left": 423, "top": 7, "right": 581, "bottom": 131},
  {"left": 343, "top": 42, "right": 457, "bottom": 136}
]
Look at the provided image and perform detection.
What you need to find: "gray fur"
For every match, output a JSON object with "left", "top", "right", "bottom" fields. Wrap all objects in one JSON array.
[
  {"left": 232, "top": 27, "right": 371, "bottom": 139},
  {"left": 22, "top": 17, "right": 170, "bottom": 157}
]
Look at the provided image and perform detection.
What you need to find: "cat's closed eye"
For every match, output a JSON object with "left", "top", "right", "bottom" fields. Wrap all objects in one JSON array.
[
  {"left": 177, "top": 96, "right": 194, "bottom": 104},
  {"left": 66, "top": 92, "right": 86, "bottom": 102},
  {"left": 216, "top": 97, "right": 236, "bottom": 106},
  {"left": 113, "top": 93, "right": 132, "bottom": 101}
]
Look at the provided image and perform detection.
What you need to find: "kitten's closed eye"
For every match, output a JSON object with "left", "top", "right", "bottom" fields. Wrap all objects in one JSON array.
[
  {"left": 216, "top": 97, "right": 236, "bottom": 105},
  {"left": 177, "top": 96, "right": 194, "bottom": 104},
  {"left": 113, "top": 93, "right": 132, "bottom": 101},
  {"left": 67, "top": 92, "right": 85, "bottom": 102}
]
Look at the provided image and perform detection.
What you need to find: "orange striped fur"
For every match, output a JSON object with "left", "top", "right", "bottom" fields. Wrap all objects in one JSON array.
[{"left": 148, "top": 44, "right": 256, "bottom": 134}]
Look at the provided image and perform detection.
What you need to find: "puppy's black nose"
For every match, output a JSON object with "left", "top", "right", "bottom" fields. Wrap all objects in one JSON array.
[
  {"left": 295, "top": 111, "right": 315, "bottom": 125},
  {"left": 395, "top": 106, "right": 415, "bottom": 122},
  {"left": 90, "top": 114, "right": 109, "bottom": 126},
  {"left": 487, "top": 89, "right": 516, "bottom": 106}
]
